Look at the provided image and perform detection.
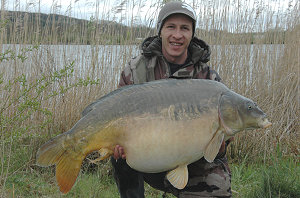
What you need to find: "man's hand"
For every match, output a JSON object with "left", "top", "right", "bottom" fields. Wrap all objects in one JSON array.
[{"left": 113, "top": 145, "right": 126, "bottom": 160}]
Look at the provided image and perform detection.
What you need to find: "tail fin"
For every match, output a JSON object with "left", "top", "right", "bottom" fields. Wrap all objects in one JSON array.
[
  {"left": 56, "top": 154, "right": 82, "bottom": 193},
  {"left": 36, "top": 135, "right": 83, "bottom": 194}
]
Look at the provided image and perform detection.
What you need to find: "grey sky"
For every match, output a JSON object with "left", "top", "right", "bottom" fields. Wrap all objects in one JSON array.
[{"left": 1, "top": 0, "right": 298, "bottom": 31}]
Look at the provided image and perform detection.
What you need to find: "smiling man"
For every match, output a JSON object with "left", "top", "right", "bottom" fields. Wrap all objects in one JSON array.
[{"left": 111, "top": 1, "right": 232, "bottom": 198}]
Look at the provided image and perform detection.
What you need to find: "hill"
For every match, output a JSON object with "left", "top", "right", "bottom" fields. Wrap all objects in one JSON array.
[
  {"left": 0, "top": 11, "right": 155, "bottom": 44},
  {"left": 0, "top": 11, "right": 287, "bottom": 45}
]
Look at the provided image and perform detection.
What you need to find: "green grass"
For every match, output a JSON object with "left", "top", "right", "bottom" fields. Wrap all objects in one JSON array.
[
  {"left": 246, "top": 159, "right": 300, "bottom": 198},
  {"left": 3, "top": 168, "right": 170, "bottom": 198},
  {"left": 2, "top": 156, "right": 299, "bottom": 198},
  {"left": 231, "top": 157, "right": 300, "bottom": 198}
]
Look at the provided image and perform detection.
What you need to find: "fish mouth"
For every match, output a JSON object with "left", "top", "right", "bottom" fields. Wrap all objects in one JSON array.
[{"left": 259, "top": 118, "right": 272, "bottom": 129}]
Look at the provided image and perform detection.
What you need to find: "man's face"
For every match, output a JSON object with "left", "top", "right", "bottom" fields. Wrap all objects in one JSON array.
[{"left": 160, "top": 14, "right": 193, "bottom": 64}]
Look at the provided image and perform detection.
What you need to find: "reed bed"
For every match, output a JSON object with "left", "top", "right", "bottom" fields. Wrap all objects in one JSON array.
[{"left": 0, "top": 0, "right": 299, "bottom": 196}]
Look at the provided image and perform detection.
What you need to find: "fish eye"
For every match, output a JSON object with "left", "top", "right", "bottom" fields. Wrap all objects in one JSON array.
[{"left": 248, "top": 105, "right": 252, "bottom": 110}]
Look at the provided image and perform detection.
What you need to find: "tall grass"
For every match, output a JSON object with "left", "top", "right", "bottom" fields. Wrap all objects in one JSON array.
[
  {"left": 231, "top": 153, "right": 300, "bottom": 198},
  {"left": 0, "top": 0, "right": 299, "bottom": 197}
]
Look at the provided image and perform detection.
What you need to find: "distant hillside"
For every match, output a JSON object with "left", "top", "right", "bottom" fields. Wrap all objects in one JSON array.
[
  {"left": 0, "top": 11, "right": 287, "bottom": 45},
  {"left": 0, "top": 11, "right": 155, "bottom": 44}
]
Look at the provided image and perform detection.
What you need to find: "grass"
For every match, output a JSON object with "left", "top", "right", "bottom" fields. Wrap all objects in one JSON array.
[
  {"left": 3, "top": 164, "right": 171, "bottom": 198},
  {"left": 2, "top": 156, "right": 299, "bottom": 198},
  {"left": 231, "top": 157, "right": 300, "bottom": 198},
  {"left": 0, "top": 0, "right": 299, "bottom": 197}
]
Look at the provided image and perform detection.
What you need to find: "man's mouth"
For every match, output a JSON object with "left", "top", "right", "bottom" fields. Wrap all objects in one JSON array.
[{"left": 170, "top": 42, "right": 182, "bottom": 46}]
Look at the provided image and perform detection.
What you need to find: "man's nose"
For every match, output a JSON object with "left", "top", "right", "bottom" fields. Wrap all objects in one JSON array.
[{"left": 173, "top": 28, "right": 183, "bottom": 39}]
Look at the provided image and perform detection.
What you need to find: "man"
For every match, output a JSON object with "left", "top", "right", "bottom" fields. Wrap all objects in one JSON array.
[{"left": 111, "top": 2, "right": 232, "bottom": 198}]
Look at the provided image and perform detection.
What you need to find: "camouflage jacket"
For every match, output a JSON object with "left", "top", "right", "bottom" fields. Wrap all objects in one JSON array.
[{"left": 119, "top": 36, "right": 221, "bottom": 87}]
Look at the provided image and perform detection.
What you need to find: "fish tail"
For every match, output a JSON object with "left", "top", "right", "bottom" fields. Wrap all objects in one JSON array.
[
  {"left": 56, "top": 153, "right": 83, "bottom": 194},
  {"left": 36, "top": 135, "right": 84, "bottom": 194}
]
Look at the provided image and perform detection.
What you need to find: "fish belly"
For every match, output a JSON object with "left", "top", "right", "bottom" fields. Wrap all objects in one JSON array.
[{"left": 120, "top": 114, "right": 218, "bottom": 173}]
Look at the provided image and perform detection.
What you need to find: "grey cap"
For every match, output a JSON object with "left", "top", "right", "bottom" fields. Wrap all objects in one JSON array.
[{"left": 157, "top": 1, "right": 197, "bottom": 36}]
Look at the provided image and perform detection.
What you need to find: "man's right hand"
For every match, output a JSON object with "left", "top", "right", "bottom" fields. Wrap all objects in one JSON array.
[{"left": 113, "top": 145, "right": 126, "bottom": 160}]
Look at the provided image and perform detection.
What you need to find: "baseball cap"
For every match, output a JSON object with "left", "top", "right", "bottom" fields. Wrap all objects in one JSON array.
[{"left": 157, "top": 1, "right": 197, "bottom": 36}]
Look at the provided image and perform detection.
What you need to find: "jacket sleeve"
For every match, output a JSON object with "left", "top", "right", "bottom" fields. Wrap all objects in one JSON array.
[
  {"left": 195, "top": 62, "right": 221, "bottom": 82},
  {"left": 204, "top": 62, "right": 221, "bottom": 82},
  {"left": 118, "top": 60, "right": 134, "bottom": 88},
  {"left": 119, "top": 54, "right": 148, "bottom": 87}
]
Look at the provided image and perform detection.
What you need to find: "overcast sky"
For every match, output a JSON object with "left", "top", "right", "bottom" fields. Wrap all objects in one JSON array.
[{"left": 1, "top": 0, "right": 298, "bottom": 31}]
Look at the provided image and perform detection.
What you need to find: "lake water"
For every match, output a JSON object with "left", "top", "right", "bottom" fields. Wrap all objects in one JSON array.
[{"left": 1, "top": 44, "right": 285, "bottom": 87}]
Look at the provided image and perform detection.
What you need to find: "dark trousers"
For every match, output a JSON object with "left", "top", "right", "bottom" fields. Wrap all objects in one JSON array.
[{"left": 111, "top": 157, "right": 145, "bottom": 198}]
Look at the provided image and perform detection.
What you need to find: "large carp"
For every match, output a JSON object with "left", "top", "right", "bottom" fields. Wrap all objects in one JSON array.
[{"left": 36, "top": 79, "right": 271, "bottom": 193}]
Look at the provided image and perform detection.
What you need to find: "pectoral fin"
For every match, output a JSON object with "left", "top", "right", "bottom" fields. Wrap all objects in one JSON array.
[
  {"left": 88, "top": 148, "right": 113, "bottom": 164},
  {"left": 166, "top": 164, "right": 188, "bottom": 189},
  {"left": 204, "top": 130, "right": 224, "bottom": 163}
]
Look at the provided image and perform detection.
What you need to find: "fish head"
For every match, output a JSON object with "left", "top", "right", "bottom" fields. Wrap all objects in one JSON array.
[
  {"left": 238, "top": 98, "right": 272, "bottom": 130},
  {"left": 219, "top": 91, "right": 272, "bottom": 135}
]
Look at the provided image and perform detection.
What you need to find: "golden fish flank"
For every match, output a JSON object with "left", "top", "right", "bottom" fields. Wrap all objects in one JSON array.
[{"left": 36, "top": 79, "right": 271, "bottom": 193}]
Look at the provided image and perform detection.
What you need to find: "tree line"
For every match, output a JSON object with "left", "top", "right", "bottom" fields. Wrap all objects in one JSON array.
[{"left": 0, "top": 11, "right": 288, "bottom": 45}]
